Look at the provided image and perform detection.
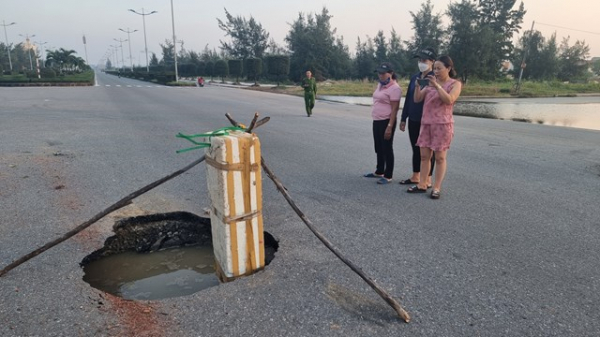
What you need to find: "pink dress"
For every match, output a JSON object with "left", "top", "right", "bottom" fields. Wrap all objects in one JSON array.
[{"left": 416, "top": 79, "right": 457, "bottom": 151}]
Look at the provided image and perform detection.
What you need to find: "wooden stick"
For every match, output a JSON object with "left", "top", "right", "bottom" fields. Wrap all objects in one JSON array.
[
  {"left": 253, "top": 117, "right": 270, "bottom": 130},
  {"left": 225, "top": 112, "right": 269, "bottom": 133},
  {"left": 261, "top": 157, "right": 410, "bottom": 322},
  {"left": 246, "top": 112, "right": 259, "bottom": 132},
  {"left": 225, "top": 113, "right": 411, "bottom": 322},
  {"left": 0, "top": 156, "right": 206, "bottom": 277}
]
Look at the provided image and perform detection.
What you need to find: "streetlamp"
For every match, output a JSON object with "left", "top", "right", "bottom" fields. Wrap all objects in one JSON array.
[
  {"left": 34, "top": 41, "right": 47, "bottom": 68},
  {"left": 109, "top": 44, "right": 119, "bottom": 69},
  {"left": 170, "top": 0, "right": 178, "bottom": 82},
  {"left": 19, "top": 33, "right": 35, "bottom": 70},
  {"left": 119, "top": 28, "right": 138, "bottom": 71},
  {"left": 128, "top": 8, "right": 157, "bottom": 73},
  {"left": 1, "top": 20, "right": 16, "bottom": 71},
  {"left": 113, "top": 38, "right": 127, "bottom": 71}
]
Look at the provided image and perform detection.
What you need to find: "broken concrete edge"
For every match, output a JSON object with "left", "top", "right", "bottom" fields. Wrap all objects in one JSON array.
[{"left": 80, "top": 211, "right": 278, "bottom": 269}]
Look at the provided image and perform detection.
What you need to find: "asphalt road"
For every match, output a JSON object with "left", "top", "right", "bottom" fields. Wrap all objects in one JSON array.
[{"left": 1, "top": 72, "right": 599, "bottom": 336}]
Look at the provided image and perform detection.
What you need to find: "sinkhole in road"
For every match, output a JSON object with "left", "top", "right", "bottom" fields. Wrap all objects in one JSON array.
[{"left": 81, "top": 211, "right": 278, "bottom": 300}]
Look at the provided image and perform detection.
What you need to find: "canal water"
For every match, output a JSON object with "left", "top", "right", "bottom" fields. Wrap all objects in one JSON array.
[{"left": 319, "top": 95, "right": 600, "bottom": 131}]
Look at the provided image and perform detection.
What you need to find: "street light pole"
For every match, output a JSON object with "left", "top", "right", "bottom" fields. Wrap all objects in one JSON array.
[
  {"left": 170, "top": 0, "right": 178, "bottom": 82},
  {"left": 1, "top": 20, "right": 16, "bottom": 71},
  {"left": 128, "top": 8, "right": 157, "bottom": 73},
  {"left": 19, "top": 33, "right": 36, "bottom": 70},
  {"left": 109, "top": 44, "right": 119, "bottom": 69},
  {"left": 119, "top": 28, "right": 138, "bottom": 71},
  {"left": 34, "top": 41, "right": 47, "bottom": 68},
  {"left": 82, "top": 35, "right": 89, "bottom": 67},
  {"left": 113, "top": 38, "right": 127, "bottom": 71}
]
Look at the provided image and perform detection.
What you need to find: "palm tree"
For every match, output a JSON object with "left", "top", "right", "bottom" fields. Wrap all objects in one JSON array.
[{"left": 45, "top": 48, "right": 80, "bottom": 73}]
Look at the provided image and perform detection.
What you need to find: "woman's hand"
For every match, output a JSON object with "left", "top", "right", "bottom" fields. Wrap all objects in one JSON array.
[
  {"left": 384, "top": 125, "right": 393, "bottom": 140},
  {"left": 399, "top": 121, "right": 406, "bottom": 132},
  {"left": 414, "top": 80, "right": 425, "bottom": 103},
  {"left": 427, "top": 74, "right": 439, "bottom": 88}
]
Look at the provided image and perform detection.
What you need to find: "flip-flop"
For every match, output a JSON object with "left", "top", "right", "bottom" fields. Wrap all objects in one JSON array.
[
  {"left": 363, "top": 172, "right": 383, "bottom": 178},
  {"left": 430, "top": 190, "right": 441, "bottom": 199},
  {"left": 377, "top": 177, "right": 392, "bottom": 184},
  {"left": 407, "top": 185, "right": 428, "bottom": 193},
  {"left": 398, "top": 179, "right": 418, "bottom": 185}
]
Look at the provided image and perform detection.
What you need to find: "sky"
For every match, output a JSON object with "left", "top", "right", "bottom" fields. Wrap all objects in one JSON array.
[{"left": 2, "top": 0, "right": 599, "bottom": 68}]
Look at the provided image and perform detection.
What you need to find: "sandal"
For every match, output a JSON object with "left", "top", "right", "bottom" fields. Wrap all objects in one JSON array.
[
  {"left": 407, "top": 185, "right": 427, "bottom": 193},
  {"left": 399, "top": 178, "right": 418, "bottom": 185},
  {"left": 363, "top": 172, "right": 384, "bottom": 178},
  {"left": 377, "top": 177, "right": 392, "bottom": 184},
  {"left": 430, "top": 190, "right": 441, "bottom": 199}
]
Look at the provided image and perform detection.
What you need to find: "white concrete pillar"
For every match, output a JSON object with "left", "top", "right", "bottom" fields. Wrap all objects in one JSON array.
[{"left": 205, "top": 130, "right": 265, "bottom": 281}]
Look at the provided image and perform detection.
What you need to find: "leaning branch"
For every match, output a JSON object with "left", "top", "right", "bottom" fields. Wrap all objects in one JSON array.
[{"left": 0, "top": 156, "right": 206, "bottom": 277}]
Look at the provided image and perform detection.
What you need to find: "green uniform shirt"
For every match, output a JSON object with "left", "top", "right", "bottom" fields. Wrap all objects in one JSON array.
[{"left": 302, "top": 77, "right": 317, "bottom": 94}]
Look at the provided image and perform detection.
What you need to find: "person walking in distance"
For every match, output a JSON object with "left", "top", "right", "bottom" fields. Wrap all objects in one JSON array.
[
  {"left": 363, "top": 62, "right": 402, "bottom": 185},
  {"left": 398, "top": 47, "right": 437, "bottom": 187},
  {"left": 407, "top": 55, "right": 462, "bottom": 199},
  {"left": 301, "top": 70, "right": 317, "bottom": 117}
]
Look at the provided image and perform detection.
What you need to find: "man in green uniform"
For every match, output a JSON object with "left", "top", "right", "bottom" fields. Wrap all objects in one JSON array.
[{"left": 301, "top": 70, "right": 317, "bottom": 117}]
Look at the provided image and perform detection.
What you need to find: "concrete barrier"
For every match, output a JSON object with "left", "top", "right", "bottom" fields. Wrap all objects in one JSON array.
[{"left": 205, "top": 130, "right": 265, "bottom": 281}]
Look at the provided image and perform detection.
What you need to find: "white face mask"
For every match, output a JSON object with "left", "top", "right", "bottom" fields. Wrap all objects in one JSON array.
[{"left": 418, "top": 62, "right": 431, "bottom": 72}]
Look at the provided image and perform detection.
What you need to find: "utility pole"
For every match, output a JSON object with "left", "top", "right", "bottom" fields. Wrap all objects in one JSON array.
[
  {"left": 1, "top": 20, "right": 16, "bottom": 71},
  {"left": 170, "top": 0, "right": 178, "bottom": 82},
  {"left": 515, "top": 21, "right": 535, "bottom": 94}
]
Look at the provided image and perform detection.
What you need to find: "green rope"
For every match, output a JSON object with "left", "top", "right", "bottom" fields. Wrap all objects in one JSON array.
[{"left": 176, "top": 126, "right": 245, "bottom": 153}]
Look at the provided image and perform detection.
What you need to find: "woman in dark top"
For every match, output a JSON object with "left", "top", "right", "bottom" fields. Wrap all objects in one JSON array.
[{"left": 398, "top": 47, "right": 437, "bottom": 187}]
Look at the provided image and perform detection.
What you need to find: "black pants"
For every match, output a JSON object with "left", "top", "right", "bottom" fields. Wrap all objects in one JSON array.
[
  {"left": 372, "top": 119, "right": 396, "bottom": 179},
  {"left": 408, "top": 119, "right": 434, "bottom": 175}
]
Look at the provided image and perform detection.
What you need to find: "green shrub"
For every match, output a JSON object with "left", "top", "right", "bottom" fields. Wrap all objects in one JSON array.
[
  {"left": 245, "top": 58, "right": 262, "bottom": 84},
  {"left": 40, "top": 68, "right": 57, "bottom": 79},
  {"left": 228, "top": 59, "right": 243, "bottom": 84},
  {"left": 214, "top": 60, "right": 229, "bottom": 82},
  {"left": 265, "top": 55, "right": 290, "bottom": 85}
]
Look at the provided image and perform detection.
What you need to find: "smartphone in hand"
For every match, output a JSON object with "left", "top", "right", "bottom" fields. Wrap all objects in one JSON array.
[{"left": 417, "top": 78, "right": 429, "bottom": 88}]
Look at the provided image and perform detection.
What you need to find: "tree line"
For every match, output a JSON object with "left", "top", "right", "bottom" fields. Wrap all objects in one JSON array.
[
  {"left": 0, "top": 43, "right": 89, "bottom": 78},
  {"left": 113, "top": 0, "right": 598, "bottom": 84}
]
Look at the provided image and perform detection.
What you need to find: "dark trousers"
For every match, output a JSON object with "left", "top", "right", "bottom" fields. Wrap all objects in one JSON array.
[
  {"left": 372, "top": 119, "right": 396, "bottom": 179},
  {"left": 408, "top": 119, "right": 434, "bottom": 175}
]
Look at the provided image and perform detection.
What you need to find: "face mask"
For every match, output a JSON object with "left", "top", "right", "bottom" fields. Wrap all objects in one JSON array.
[
  {"left": 418, "top": 62, "right": 430, "bottom": 72},
  {"left": 379, "top": 77, "right": 390, "bottom": 85}
]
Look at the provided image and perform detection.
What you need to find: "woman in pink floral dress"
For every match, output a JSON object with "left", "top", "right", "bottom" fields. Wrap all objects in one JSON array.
[{"left": 407, "top": 55, "right": 462, "bottom": 199}]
